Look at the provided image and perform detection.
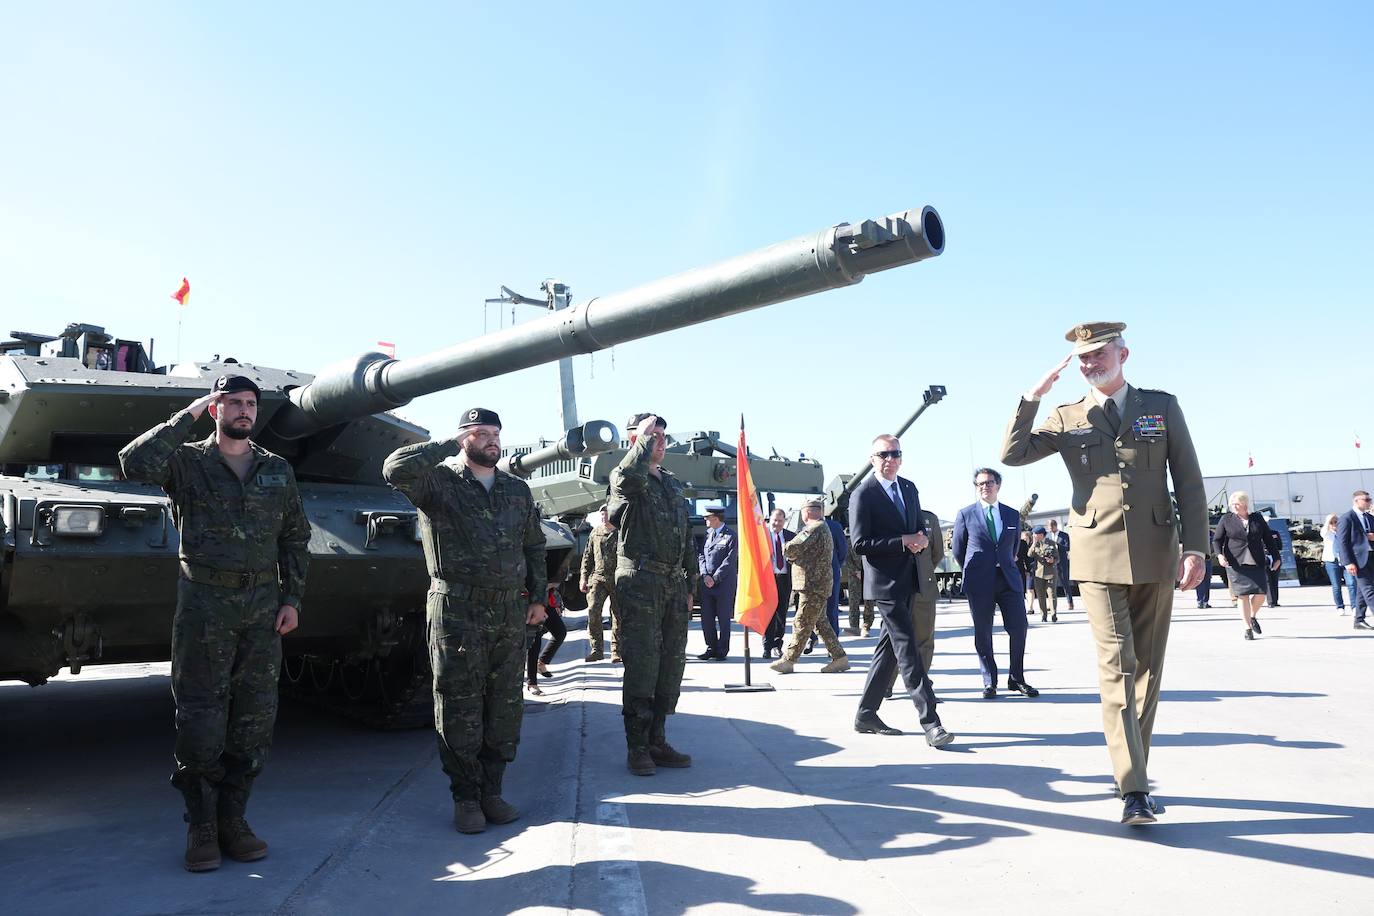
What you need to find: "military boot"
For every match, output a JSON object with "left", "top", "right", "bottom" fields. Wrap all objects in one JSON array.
[
  {"left": 821, "top": 655, "right": 851, "bottom": 673},
  {"left": 218, "top": 817, "right": 269, "bottom": 862},
  {"left": 454, "top": 800, "right": 486, "bottom": 834},
  {"left": 649, "top": 741, "right": 692, "bottom": 768},
  {"left": 184, "top": 821, "right": 221, "bottom": 872},
  {"left": 480, "top": 796, "right": 520, "bottom": 825},
  {"left": 585, "top": 646, "right": 604, "bottom": 662},
  {"left": 627, "top": 747, "right": 656, "bottom": 776}
]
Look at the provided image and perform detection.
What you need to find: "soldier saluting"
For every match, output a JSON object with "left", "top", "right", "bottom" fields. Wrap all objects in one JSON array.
[
  {"left": 1001, "top": 322, "right": 1206, "bottom": 826},
  {"left": 119, "top": 375, "right": 310, "bottom": 872},
  {"left": 383, "top": 407, "right": 547, "bottom": 835}
]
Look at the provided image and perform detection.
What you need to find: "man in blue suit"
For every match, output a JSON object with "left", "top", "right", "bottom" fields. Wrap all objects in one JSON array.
[
  {"left": 951, "top": 468, "right": 1039, "bottom": 699},
  {"left": 1335, "top": 489, "right": 1374, "bottom": 630},
  {"left": 697, "top": 506, "right": 739, "bottom": 659},
  {"left": 849, "top": 434, "right": 954, "bottom": 747}
]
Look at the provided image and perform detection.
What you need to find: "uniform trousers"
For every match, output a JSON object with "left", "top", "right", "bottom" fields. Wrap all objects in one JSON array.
[
  {"left": 170, "top": 577, "right": 281, "bottom": 823},
  {"left": 585, "top": 578, "right": 620, "bottom": 654},
  {"left": 699, "top": 585, "right": 735, "bottom": 657},
  {"left": 616, "top": 568, "right": 690, "bottom": 748},
  {"left": 429, "top": 590, "right": 525, "bottom": 802},
  {"left": 782, "top": 589, "right": 844, "bottom": 662},
  {"left": 1077, "top": 580, "right": 1173, "bottom": 796},
  {"left": 1032, "top": 576, "right": 1058, "bottom": 614}
]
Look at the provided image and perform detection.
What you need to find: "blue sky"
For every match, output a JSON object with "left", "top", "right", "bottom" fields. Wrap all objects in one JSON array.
[{"left": 2, "top": 3, "right": 1370, "bottom": 518}]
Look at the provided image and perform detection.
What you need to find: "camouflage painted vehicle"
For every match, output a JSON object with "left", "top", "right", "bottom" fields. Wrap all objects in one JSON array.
[{"left": 0, "top": 204, "right": 944, "bottom": 724}]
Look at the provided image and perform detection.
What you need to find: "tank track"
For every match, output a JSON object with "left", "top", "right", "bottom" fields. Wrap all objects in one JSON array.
[{"left": 279, "top": 642, "right": 435, "bottom": 730}]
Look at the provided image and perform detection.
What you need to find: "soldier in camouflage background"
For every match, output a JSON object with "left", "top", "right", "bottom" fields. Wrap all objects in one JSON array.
[
  {"left": 580, "top": 504, "right": 621, "bottom": 662},
  {"left": 1028, "top": 525, "right": 1060, "bottom": 622},
  {"left": 119, "top": 375, "right": 310, "bottom": 873},
  {"left": 771, "top": 498, "right": 849, "bottom": 674},
  {"left": 382, "top": 407, "right": 547, "bottom": 835},
  {"left": 609, "top": 412, "right": 695, "bottom": 776},
  {"left": 844, "top": 547, "right": 875, "bottom": 635}
]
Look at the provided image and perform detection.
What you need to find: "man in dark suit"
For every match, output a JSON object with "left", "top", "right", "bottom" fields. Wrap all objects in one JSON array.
[
  {"left": 696, "top": 506, "right": 737, "bottom": 660},
  {"left": 848, "top": 434, "right": 954, "bottom": 747},
  {"left": 763, "top": 509, "right": 795, "bottom": 658},
  {"left": 1335, "top": 490, "right": 1374, "bottom": 630},
  {"left": 952, "top": 468, "right": 1039, "bottom": 700},
  {"left": 1264, "top": 525, "right": 1283, "bottom": 608}
]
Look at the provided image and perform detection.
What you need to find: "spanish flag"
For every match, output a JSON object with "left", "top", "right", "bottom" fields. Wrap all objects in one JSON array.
[
  {"left": 171, "top": 278, "right": 190, "bottom": 307},
  {"left": 733, "top": 416, "right": 778, "bottom": 634}
]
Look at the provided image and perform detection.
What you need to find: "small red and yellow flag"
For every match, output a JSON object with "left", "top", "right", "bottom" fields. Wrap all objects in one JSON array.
[
  {"left": 733, "top": 416, "right": 778, "bottom": 635},
  {"left": 171, "top": 278, "right": 190, "bottom": 307}
]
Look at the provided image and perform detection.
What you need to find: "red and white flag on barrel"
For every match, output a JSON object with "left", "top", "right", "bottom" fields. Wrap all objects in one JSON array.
[{"left": 377, "top": 341, "right": 396, "bottom": 357}]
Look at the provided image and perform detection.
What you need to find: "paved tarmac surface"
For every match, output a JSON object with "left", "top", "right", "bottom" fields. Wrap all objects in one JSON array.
[{"left": 3, "top": 583, "right": 1372, "bottom": 915}]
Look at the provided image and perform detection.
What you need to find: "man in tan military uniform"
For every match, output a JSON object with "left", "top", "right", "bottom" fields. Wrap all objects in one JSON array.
[
  {"left": 1001, "top": 322, "right": 1206, "bottom": 826},
  {"left": 579, "top": 505, "right": 620, "bottom": 662}
]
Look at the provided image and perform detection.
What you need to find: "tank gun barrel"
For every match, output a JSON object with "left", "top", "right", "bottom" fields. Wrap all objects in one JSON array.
[
  {"left": 268, "top": 206, "right": 945, "bottom": 439},
  {"left": 498, "top": 420, "right": 619, "bottom": 479},
  {"left": 834, "top": 384, "right": 947, "bottom": 506}
]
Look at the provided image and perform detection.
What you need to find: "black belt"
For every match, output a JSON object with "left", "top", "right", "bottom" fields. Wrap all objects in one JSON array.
[
  {"left": 430, "top": 578, "right": 523, "bottom": 603},
  {"left": 179, "top": 561, "right": 277, "bottom": 590},
  {"left": 617, "top": 557, "right": 686, "bottom": 579}
]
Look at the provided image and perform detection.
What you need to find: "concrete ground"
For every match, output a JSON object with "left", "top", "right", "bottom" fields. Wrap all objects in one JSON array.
[{"left": 2, "top": 583, "right": 1372, "bottom": 915}]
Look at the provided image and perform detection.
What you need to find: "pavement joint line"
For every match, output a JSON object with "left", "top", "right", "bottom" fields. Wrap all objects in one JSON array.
[
  {"left": 724, "top": 714, "right": 926, "bottom": 916},
  {"left": 271, "top": 740, "right": 438, "bottom": 915}
]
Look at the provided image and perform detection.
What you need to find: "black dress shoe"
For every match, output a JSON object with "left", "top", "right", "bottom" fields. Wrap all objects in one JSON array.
[
  {"left": 924, "top": 725, "right": 955, "bottom": 748},
  {"left": 1355, "top": 620, "right": 1374, "bottom": 630},
  {"left": 982, "top": 685, "right": 997, "bottom": 699},
  {"left": 1007, "top": 677, "right": 1039, "bottom": 698},
  {"left": 713, "top": 651, "right": 728, "bottom": 661},
  {"left": 1121, "top": 791, "right": 1157, "bottom": 825},
  {"left": 803, "top": 638, "right": 815, "bottom": 655},
  {"left": 854, "top": 713, "right": 902, "bottom": 736},
  {"left": 1250, "top": 618, "right": 1262, "bottom": 635},
  {"left": 696, "top": 650, "right": 715, "bottom": 660}
]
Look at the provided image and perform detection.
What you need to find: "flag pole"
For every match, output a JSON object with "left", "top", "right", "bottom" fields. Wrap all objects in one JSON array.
[{"left": 725, "top": 413, "right": 774, "bottom": 693}]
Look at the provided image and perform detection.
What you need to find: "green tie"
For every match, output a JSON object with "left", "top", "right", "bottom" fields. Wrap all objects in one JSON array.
[{"left": 986, "top": 505, "right": 997, "bottom": 542}]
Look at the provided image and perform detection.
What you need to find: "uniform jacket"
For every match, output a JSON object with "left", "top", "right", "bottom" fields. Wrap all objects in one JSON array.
[
  {"left": 580, "top": 524, "right": 618, "bottom": 587},
  {"left": 848, "top": 473, "right": 927, "bottom": 601},
  {"left": 697, "top": 524, "right": 738, "bottom": 591},
  {"left": 912, "top": 510, "right": 944, "bottom": 604},
  {"left": 382, "top": 438, "right": 547, "bottom": 597},
  {"left": 1336, "top": 508, "right": 1374, "bottom": 569},
  {"left": 952, "top": 501, "right": 1022, "bottom": 601},
  {"left": 1028, "top": 539, "right": 1059, "bottom": 581},
  {"left": 1001, "top": 385, "right": 1207, "bottom": 585},
  {"left": 607, "top": 435, "right": 693, "bottom": 574},
  {"left": 119, "top": 409, "right": 311, "bottom": 608},
  {"left": 784, "top": 519, "right": 834, "bottom": 595}
]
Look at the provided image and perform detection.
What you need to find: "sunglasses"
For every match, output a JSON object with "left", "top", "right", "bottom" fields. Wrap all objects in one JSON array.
[
  {"left": 873, "top": 450, "right": 902, "bottom": 460},
  {"left": 975, "top": 480, "right": 998, "bottom": 487}
]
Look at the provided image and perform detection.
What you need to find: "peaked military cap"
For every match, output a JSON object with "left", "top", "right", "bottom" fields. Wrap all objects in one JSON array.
[
  {"left": 704, "top": 505, "right": 726, "bottom": 517},
  {"left": 627, "top": 412, "right": 667, "bottom": 431},
  {"left": 458, "top": 407, "right": 502, "bottom": 429},
  {"left": 1065, "top": 321, "right": 1127, "bottom": 355},
  {"left": 212, "top": 374, "right": 261, "bottom": 398}
]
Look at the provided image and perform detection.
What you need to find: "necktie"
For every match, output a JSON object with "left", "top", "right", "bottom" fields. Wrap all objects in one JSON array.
[
  {"left": 889, "top": 482, "right": 905, "bottom": 518},
  {"left": 986, "top": 505, "right": 998, "bottom": 542},
  {"left": 774, "top": 533, "right": 784, "bottom": 571},
  {"left": 1363, "top": 513, "right": 1372, "bottom": 534},
  {"left": 1104, "top": 397, "right": 1121, "bottom": 434}
]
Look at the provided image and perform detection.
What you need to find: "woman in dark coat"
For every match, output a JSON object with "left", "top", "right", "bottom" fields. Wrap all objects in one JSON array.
[{"left": 1211, "top": 491, "right": 1279, "bottom": 640}]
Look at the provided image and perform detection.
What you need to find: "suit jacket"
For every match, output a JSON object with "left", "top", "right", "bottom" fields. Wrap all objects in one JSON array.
[
  {"left": 698, "top": 524, "right": 737, "bottom": 591},
  {"left": 825, "top": 518, "right": 849, "bottom": 572},
  {"left": 767, "top": 527, "right": 795, "bottom": 576},
  {"left": 1001, "top": 384, "right": 1206, "bottom": 585},
  {"left": 1336, "top": 508, "right": 1374, "bottom": 569},
  {"left": 848, "top": 473, "right": 926, "bottom": 601},
  {"left": 912, "top": 510, "right": 944, "bottom": 605},
  {"left": 952, "top": 501, "right": 1022, "bottom": 602}
]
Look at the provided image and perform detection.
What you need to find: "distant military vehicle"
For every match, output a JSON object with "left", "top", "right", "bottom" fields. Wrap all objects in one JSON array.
[{"left": 0, "top": 204, "right": 944, "bottom": 725}]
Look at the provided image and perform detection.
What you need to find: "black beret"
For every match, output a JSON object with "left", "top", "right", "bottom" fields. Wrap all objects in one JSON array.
[
  {"left": 212, "top": 375, "right": 261, "bottom": 398},
  {"left": 627, "top": 412, "right": 667, "bottom": 431},
  {"left": 458, "top": 407, "right": 502, "bottom": 430}
]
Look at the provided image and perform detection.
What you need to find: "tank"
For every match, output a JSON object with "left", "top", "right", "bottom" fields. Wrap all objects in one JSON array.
[{"left": 0, "top": 204, "right": 945, "bottom": 725}]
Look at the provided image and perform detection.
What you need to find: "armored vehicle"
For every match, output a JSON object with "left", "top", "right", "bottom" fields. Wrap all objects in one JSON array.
[{"left": 0, "top": 204, "right": 945, "bottom": 724}]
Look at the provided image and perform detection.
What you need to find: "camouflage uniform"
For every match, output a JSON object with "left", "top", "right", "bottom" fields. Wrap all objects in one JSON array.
[
  {"left": 580, "top": 524, "right": 621, "bottom": 657},
  {"left": 1029, "top": 539, "right": 1059, "bottom": 616},
  {"left": 119, "top": 409, "right": 310, "bottom": 824},
  {"left": 780, "top": 520, "right": 846, "bottom": 662},
  {"left": 382, "top": 439, "right": 546, "bottom": 803},
  {"left": 608, "top": 435, "right": 693, "bottom": 752},
  {"left": 844, "top": 548, "right": 875, "bottom": 631}
]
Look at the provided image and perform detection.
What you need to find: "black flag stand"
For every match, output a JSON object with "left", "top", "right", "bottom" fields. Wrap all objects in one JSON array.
[{"left": 724, "top": 626, "right": 774, "bottom": 693}]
